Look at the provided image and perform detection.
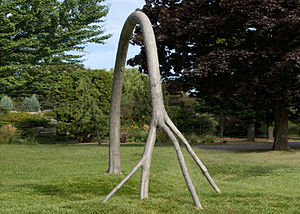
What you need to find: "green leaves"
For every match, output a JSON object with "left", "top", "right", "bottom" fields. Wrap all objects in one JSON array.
[
  {"left": 54, "top": 69, "right": 112, "bottom": 142},
  {"left": 0, "top": 95, "right": 14, "bottom": 111},
  {"left": 0, "top": 0, "right": 110, "bottom": 96},
  {"left": 121, "top": 68, "right": 151, "bottom": 125}
]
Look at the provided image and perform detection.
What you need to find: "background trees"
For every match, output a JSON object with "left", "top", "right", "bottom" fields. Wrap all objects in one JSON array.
[
  {"left": 121, "top": 68, "right": 151, "bottom": 125},
  {"left": 54, "top": 69, "right": 112, "bottom": 142},
  {"left": 130, "top": 0, "right": 300, "bottom": 150},
  {"left": 0, "top": 0, "right": 110, "bottom": 98}
]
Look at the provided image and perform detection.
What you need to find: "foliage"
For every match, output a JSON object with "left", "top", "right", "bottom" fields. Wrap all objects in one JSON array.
[
  {"left": 288, "top": 121, "right": 300, "bottom": 136},
  {"left": 121, "top": 68, "right": 151, "bottom": 125},
  {"left": 0, "top": 0, "right": 110, "bottom": 102},
  {"left": 43, "top": 111, "right": 57, "bottom": 119},
  {"left": 185, "top": 133, "right": 199, "bottom": 144},
  {"left": 0, "top": 0, "right": 110, "bottom": 69},
  {"left": 0, "top": 112, "right": 45, "bottom": 123},
  {"left": 0, "top": 111, "right": 50, "bottom": 140},
  {"left": 1, "top": 145, "right": 300, "bottom": 213},
  {"left": 21, "top": 95, "right": 41, "bottom": 112},
  {"left": 121, "top": 123, "right": 148, "bottom": 143},
  {"left": 200, "top": 135, "right": 216, "bottom": 144},
  {"left": 54, "top": 69, "right": 112, "bottom": 142},
  {"left": 131, "top": 0, "right": 300, "bottom": 149},
  {"left": 0, "top": 95, "right": 14, "bottom": 111},
  {"left": 0, "top": 124, "right": 17, "bottom": 144},
  {"left": 156, "top": 127, "right": 171, "bottom": 144},
  {"left": 17, "top": 117, "right": 49, "bottom": 128},
  {"left": 165, "top": 94, "right": 218, "bottom": 135}
]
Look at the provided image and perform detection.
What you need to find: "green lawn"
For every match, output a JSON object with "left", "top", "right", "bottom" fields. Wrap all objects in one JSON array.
[{"left": 1, "top": 144, "right": 300, "bottom": 213}]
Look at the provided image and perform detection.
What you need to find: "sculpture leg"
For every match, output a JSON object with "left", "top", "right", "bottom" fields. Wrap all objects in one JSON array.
[
  {"left": 103, "top": 158, "right": 144, "bottom": 202},
  {"left": 161, "top": 123, "right": 203, "bottom": 209},
  {"left": 140, "top": 124, "right": 157, "bottom": 199},
  {"left": 165, "top": 116, "right": 221, "bottom": 193}
]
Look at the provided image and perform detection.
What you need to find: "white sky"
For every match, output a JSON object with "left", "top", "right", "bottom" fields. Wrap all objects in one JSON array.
[{"left": 82, "top": 0, "right": 145, "bottom": 70}]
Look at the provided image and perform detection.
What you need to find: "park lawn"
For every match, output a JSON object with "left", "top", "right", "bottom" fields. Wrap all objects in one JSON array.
[{"left": 0, "top": 144, "right": 300, "bottom": 214}]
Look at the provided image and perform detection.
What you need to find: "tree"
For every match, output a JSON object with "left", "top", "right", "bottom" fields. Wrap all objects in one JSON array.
[
  {"left": 130, "top": 0, "right": 300, "bottom": 150},
  {"left": 21, "top": 94, "right": 41, "bottom": 112},
  {"left": 54, "top": 69, "right": 112, "bottom": 142},
  {"left": 0, "top": 95, "right": 14, "bottom": 111},
  {"left": 121, "top": 68, "right": 151, "bottom": 125},
  {"left": 0, "top": 0, "right": 110, "bottom": 96}
]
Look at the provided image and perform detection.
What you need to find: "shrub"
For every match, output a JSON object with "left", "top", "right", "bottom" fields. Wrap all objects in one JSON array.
[
  {"left": 288, "top": 121, "right": 300, "bottom": 136},
  {"left": 0, "top": 124, "right": 17, "bottom": 144},
  {"left": 55, "top": 69, "right": 112, "bottom": 142},
  {"left": 21, "top": 95, "right": 41, "bottom": 112},
  {"left": 43, "top": 111, "right": 56, "bottom": 119},
  {"left": 0, "top": 112, "right": 46, "bottom": 123},
  {"left": 127, "top": 129, "right": 148, "bottom": 142},
  {"left": 18, "top": 118, "right": 49, "bottom": 128},
  {"left": 120, "top": 123, "right": 148, "bottom": 143},
  {"left": 156, "top": 127, "right": 171, "bottom": 144},
  {"left": 188, "top": 114, "right": 218, "bottom": 135},
  {"left": 0, "top": 95, "right": 14, "bottom": 111},
  {"left": 185, "top": 133, "right": 199, "bottom": 144},
  {"left": 201, "top": 135, "right": 216, "bottom": 144}
]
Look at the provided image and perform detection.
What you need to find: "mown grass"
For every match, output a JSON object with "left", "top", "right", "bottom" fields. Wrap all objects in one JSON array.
[{"left": 0, "top": 144, "right": 300, "bottom": 213}]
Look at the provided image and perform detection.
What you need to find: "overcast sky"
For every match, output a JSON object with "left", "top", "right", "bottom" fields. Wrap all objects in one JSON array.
[{"left": 82, "top": 0, "right": 145, "bottom": 70}]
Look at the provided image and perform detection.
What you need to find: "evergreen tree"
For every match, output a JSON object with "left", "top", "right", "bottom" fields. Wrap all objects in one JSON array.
[
  {"left": 54, "top": 69, "right": 112, "bottom": 142},
  {"left": 121, "top": 68, "right": 151, "bottom": 125},
  {"left": 0, "top": 0, "right": 110, "bottom": 95},
  {"left": 0, "top": 95, "right": 14, "bottom": 111},
  {"left": 21, "top": 94, "right": 41, "bottom": 112}
]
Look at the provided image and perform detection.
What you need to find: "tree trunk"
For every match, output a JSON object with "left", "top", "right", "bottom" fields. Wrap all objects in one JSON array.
[
  {"left": 219, "top": 117, "right": 224, "bottom": 138},
  {"left": 96, "top": 128, "right": 101, "bottom": 145},
  {"left": 267, "top": 125, "right": 274, "bottom": 141},
  {"left": 247, "top": 119, "right": 255, "bottom": 142},
  {"left": 273, "top": 100, "right": 289, "bottom": 150}
]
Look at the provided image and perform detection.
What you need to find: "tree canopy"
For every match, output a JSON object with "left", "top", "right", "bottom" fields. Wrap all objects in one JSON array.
[
  {"left": 0, "top": 0, "right": 110, "bottom": 96},
  {"left": 130, "top": 0, "right": 300, "bottom": 150}
]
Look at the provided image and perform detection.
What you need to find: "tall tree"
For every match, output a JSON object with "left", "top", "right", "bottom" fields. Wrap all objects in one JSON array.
[
  {"left": 121, "top": 68, "right": 151, "bottom": 125},
  {"left": 0, "top": 0, "right": 110, "bottom": 96},
  {"left": 130, "top": 0, "right": 300, "bottom": 150},
  {"left": 54, "top": 69, "right": 112, "bottom": 142}
]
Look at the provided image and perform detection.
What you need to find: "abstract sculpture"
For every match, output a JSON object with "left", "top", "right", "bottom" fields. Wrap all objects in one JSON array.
[{"left": 103, "top": 11, "right": 220, "bottom": 209}]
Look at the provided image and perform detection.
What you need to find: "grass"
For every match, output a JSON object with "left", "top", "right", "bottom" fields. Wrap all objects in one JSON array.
[{"left": 0, "top": 144, "right": 300, "bottom": 213}]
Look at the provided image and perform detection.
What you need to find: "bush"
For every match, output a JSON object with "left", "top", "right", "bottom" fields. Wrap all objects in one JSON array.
[
  {"left": 43, "top": 111, "right": 56, "bottom": 119},
  {"left": 0, "top": 112, "right": 46, "bottom": 123},
  {"left": 0, "top": 124, "right": 18, "bottom": 144},
  {"left": 120, "top": 123, "right": 148, "bottom": 143},
  {"left": 156, "top": 128, "right": 171, "bottom": 144},
  {"left": 21, "top": 95, "right": 41, "bottom": 112},
  {"left": 0, "top": 95, "right": 14, "bottom": 111},
  {"left": 55, "top": 69, "right": 112, "bottom": 142},
  {"left": 288, "top": 121, "right": 300, "bottom": 136},
  {"left": 201, "top": 135, "right": 215, "bottom": 144},
  {"left": 0, "top": 112, "right": 50, "bottom": 139},
  {"left": 194, "top": 114, "right": 218, "bottom": 135},
  {"left": 185, "top": 133, "right": 199, "bottom": 144}
]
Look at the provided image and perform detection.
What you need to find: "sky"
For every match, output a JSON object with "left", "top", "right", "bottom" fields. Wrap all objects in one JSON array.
[{"left": 81, "top": 0, "right": 145, "bottom": 70}]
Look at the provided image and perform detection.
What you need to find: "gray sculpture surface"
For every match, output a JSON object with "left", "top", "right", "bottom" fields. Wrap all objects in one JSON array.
[{"left": 104, "top": 11, "right": 220, "bottom": 209}]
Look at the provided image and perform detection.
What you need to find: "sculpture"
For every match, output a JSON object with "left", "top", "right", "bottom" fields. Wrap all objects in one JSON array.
[{"left": 103, "top": 11, "right": 220, "bottom": 209}]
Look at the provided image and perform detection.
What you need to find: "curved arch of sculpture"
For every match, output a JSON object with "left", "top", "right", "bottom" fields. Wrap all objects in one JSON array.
[{"left": 104, "top": 11, "right": 220, "bottom": 209}]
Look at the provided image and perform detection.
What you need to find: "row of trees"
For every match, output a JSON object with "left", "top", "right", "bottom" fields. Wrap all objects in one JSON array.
[
  {"left": 1, "top": 0, "right": 299, "bottom": 151},
  {"left": 0, "top": 0, "right": 110, "bottom": 99},
  {"left": 129, "top": 0, "right": 300, "bottom": 150},
  {"left": 0, "top": 0, "right": 113, "bottom": 142}
]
